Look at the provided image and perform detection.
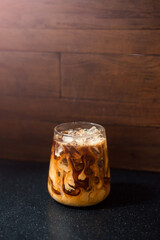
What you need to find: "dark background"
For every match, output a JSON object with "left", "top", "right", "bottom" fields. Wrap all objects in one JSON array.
[{"left": 0, "top": 0, "right": 160, "bottom": 171}]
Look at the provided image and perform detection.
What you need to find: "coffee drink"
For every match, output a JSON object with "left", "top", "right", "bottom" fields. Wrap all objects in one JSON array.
[{"left": 48, "top": 122, "right": 110, "bottom": 207}]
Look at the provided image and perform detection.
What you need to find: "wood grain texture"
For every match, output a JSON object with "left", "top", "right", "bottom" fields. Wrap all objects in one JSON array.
[
  {"left": 1, "top": 29, "right": 160, "bottom": 54},
  {"left": 0, "top": 118, "right": 53, "bottom": 162},
  {"left": 62, "top": 54, "right": 160, "bottom": 105},
  {"left": 0, "top": 117, "right": 159, "bottom": 171},
  {"left": 107, "top": 125, "right": 160, "bottom": 172},
  {"left": 0, "top": 0, "right": 159, "bottom": 171},
  {"left": 0, "top": 52, "right": 59, "bottom": 97},
  {"left": 0, "top": 96, "right": 159, "bottom": 128},
  {"left": 0, "top": 0, "right": 160, "bottom": 30}
]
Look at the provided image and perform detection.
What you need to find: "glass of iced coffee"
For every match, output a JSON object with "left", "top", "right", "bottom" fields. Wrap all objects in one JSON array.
[{"left": 48, "top": 122, "right": 110, "bottom": 207}]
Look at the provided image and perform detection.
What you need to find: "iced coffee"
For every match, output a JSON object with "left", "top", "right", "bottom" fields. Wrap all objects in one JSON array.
[{"left": 48, "top": 122, "right": 110, "bottom": 207}]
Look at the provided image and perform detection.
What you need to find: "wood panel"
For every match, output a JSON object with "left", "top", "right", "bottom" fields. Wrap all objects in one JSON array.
[
  {"left": 62, "top": 54, "right": 160, "bottom": 105},
  {"left": 0, "top": 0, "right": 159, "bottom": 171},
  {"left": 0, "top": 117, "right": 159, "bottom": 171},
  {"left": 107, "top": 125, "right": 160, "bottom": 172},
  {"left": 0, "top": 52, "right": 59, "bottom": 97},
  {"left": 0, "top": 118, "right": 53, "bottom": 162},
  {"left": 1, "top": 29, "right": 160, "bottom": 54},
  {"left": 0, "top": 0, "right": 160, "bottom": 30},
  {"left": 0, "top": 95, "right": 159, "bottom": 127}
]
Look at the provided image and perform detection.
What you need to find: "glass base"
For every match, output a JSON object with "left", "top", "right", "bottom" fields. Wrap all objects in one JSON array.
[{"left": 48, "top": 182, "right": 110, "bottom": 207}]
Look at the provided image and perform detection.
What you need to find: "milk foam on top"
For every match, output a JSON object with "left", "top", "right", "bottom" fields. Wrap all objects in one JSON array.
[{"left": 57, "top": 126, "right": 105, "bottom": 145}]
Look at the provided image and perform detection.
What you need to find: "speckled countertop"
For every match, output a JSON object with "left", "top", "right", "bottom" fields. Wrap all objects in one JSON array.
[{"left": 0, "top": 160, "right": 160, "bottom": 240}]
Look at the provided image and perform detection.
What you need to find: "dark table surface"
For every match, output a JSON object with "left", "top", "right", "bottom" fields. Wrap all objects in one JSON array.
[{"left": 0, "top": 160, "right": 160, "bottom": 240}]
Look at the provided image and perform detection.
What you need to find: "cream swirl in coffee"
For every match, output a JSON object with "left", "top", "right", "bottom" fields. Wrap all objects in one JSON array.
[{"left": 48, "top": 124, "right": 110, "bottom": 207}]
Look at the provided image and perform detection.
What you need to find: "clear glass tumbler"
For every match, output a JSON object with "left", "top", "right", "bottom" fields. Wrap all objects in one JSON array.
[{"left": 48, "top": 122, "right": 110, "bottom": 207}]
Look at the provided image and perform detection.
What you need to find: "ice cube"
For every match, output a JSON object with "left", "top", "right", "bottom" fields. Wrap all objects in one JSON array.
[
  {"left": 87, "top": 126, "right": 99, "bottom": 134},
  {"left": 90, "top": 146, "right": 100, "bottom": 155},
  {"left": 63, "top": 136, "right": 73, "bottom": 143},
  {"left": 55, "top": 144, "right": 63, "bottom": 157},
  {"left": 75, "top": 137, "right": 86, "bottom": 145},
  {"left": 59, "top": 158, "right": 70, "bottom": 172},
  {"left": 71, "top": 158, "right": 84, "bottom": 172}
]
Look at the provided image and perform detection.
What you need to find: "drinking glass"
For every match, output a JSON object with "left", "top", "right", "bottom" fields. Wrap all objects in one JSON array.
[{"left": 48, "top": 122, "right": 110, "bottom": 207}]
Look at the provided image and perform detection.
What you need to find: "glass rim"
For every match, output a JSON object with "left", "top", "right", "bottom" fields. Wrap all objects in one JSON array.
[{"left": 54, "top": 121, "right": 105, "bottom": 139}]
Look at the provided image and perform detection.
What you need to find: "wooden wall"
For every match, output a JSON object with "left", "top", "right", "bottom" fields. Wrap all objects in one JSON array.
[{"left": 0, "top": 0, "right": 160, "bottom": 171}]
